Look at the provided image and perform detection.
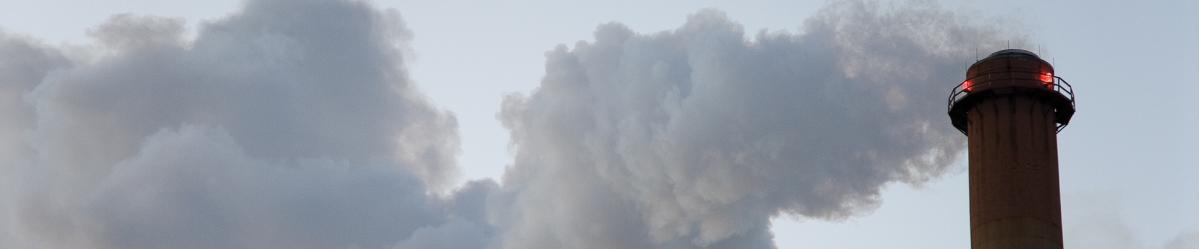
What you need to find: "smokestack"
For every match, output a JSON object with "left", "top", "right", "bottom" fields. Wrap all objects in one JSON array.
[{"left": 948, "top": 49, "right": 1076, "bottom": 249}]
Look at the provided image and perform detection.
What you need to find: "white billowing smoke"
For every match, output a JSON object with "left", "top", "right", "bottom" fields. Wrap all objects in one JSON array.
[
  {"left": 0, "top": 0, "right": 495, "bottom": 248},
  {"left": 0, "top": 0, "right": 1026, "bottom": 248},
  {"left": 494, "top": 1, "right": 1019, "bottom": 248}
]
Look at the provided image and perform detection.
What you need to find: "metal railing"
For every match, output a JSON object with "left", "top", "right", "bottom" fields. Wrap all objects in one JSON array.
[
  {"left": 948, "top": 71, "right": 1075, "bottom": 113},
  {"left": 947, "top": 71, "right": 1076, "bottom": 132}
]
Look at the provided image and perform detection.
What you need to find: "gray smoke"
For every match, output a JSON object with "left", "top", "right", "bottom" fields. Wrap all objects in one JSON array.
[
  {"left": 0, "top": 0, "right": 495, "bottom": 248},
  {"left": 2, "top": 0, "right": 1030, "bottom": 248},
  {"left": 495, "top": 1, "right": 1020, "bottom": 248}
]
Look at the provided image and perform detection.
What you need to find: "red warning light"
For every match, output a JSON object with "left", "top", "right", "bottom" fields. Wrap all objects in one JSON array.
[
  {"left": 963, "top": 80, "right": 973, "bottom": 92},
  {"left": 1040, "top": 72, "right": 1054, "bottom": 89}
]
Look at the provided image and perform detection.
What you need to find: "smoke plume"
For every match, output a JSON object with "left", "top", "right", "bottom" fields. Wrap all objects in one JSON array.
[
  {"left": 0, "top": 0, "right": 494, "bottom": 248},
  {"left": 1, "top": 0, "right": 1027, "bottom": 248},
  {"left": 495, "top": 1, "right": 1018, "bottom": 248}
]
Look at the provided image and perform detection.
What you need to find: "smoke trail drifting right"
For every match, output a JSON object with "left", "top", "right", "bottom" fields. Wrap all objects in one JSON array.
[{"left": 493, "top": 1, "right": 1025, "bottom": 248}]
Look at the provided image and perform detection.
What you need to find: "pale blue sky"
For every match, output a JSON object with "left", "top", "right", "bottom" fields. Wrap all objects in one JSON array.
[{"left": 1, "top": 0, "right": 1194, "bottom": 248}]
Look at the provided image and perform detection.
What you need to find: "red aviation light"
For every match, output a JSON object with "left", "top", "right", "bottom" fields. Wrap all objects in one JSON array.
[
  {"left": 963, "top": 80, "right": 973, "bottom": 92},
  {"left": 1040, "top": 71, "right": 1054, "bottom": 89}
]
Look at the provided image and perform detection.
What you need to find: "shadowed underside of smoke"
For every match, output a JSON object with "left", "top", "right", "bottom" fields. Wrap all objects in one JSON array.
[{"left": 495, "top": 1, "right": 1020, "bottom": 248}]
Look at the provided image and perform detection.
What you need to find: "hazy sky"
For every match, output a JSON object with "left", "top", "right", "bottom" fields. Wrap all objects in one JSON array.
[{"left": 0, "top": 0, "right": 1195, "bottom": 248}]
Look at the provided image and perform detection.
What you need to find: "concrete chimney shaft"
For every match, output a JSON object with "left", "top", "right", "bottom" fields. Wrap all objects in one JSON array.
[{"left": 948, "top": 49, "right": 1076, "bottom": 249}]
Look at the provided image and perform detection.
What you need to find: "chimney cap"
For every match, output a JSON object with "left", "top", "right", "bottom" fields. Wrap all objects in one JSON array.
[{"left": 988, "top": 49, "right": 1039, "bottom": 58}]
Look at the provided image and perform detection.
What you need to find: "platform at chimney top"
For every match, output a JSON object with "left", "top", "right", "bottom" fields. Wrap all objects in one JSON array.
[{"left": 948, "top": 49, "right": 1076, "bottom": 135}]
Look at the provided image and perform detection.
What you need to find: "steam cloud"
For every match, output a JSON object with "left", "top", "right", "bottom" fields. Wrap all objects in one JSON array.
[
  {"left": 0, "top": 0, "right": 1024, "bottom": 248},
  {"left": 0, "top": 0, "right": 493, "bottom": 248},
  {"left": 495, "top": 1, "right": 1016, "bottom": 248}
]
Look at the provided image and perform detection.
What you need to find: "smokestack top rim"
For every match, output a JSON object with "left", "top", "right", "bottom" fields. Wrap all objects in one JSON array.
[
  {"left": 968, "top": 49, "right": 1053, "bottom": 75},
  {"left": 988, "top": 48, "right": 1039, "bottom": 58}
]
